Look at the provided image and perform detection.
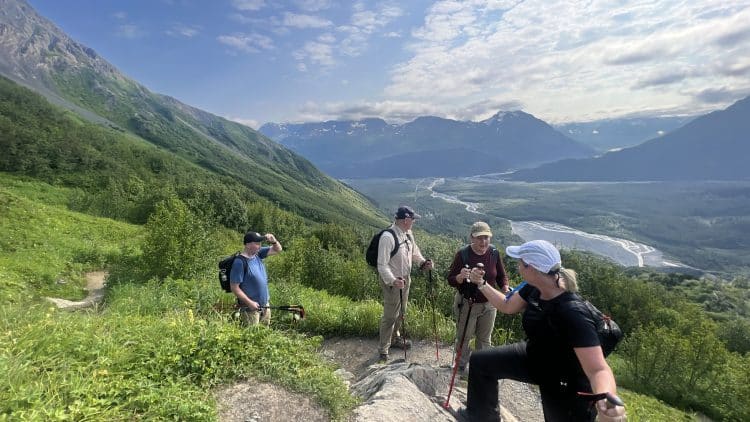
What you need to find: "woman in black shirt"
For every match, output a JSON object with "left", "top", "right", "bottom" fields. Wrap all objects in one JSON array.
[{"left": 456, "top": 240, "right": 626, "bottom": 422}]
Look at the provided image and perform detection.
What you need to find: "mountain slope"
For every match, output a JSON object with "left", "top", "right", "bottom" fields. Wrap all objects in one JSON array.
[
  {"left": 555, "top": 116, "right": 692, "bottom": 152},
  {"left": 0, "top": 0, "right": 384, "bottom": 227},
  {"left": 260, "top": 112, "right": 594, "bottom": 178},
  {"left": 510, "top": 96, "right": 750, "bottom": 181}
]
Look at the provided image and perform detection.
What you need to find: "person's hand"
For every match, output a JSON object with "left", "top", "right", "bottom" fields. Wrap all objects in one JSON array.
[
  {"left": 393, "top": 277, "right": 405, "bottom": 289},
  {"left": 596, "top": 398, "right": 626, "bottom": 422},
  {"left": 249, "top": 300, "right": 260, "bottom": 311},
  {"left": 421, "top": 259, "right": 434, "bottom": 271},
  {"left": 265, "top": 233, "right": 278, "bottom": 244},
  {"left": 458, "top": 267, "right": 471, "bottom": 284},
  {"left": 469, "top": 266, "right": 485, "bottom": 285}
]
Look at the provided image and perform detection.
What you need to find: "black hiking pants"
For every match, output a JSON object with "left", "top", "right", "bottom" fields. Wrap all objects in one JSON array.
[{"left": 466, "top": 341, "right": 596, "bottom": 422}]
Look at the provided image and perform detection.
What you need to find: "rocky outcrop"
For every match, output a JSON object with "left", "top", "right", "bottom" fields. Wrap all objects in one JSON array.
[
  {"left": 348, "top": 359, "right": 531, "bottom": 422},
  {"left": 350, "top": 361, "right": 455, "bottom": 421}
]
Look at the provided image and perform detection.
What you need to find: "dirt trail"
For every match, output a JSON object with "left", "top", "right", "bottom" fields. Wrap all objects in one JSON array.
[{"left": 45, "top": 271, "right": 106, "bottom": 310}]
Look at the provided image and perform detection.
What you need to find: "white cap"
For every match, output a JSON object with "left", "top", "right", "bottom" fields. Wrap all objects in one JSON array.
[{"left": 505, "top": 240, "right": 561, "bottom": 274}]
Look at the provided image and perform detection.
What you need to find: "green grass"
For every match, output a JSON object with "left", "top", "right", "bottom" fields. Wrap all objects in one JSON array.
[
  {"left": 0, "top": 174, "right": 699, "bottom": 420},
  {"left": 0, "top": 175, "right": 357, "bottom": 420},
  {"left": 618, "top": 389, "right": 698, "bottom": 421},
  {"left": 0, "top": 174, "right": 140, "bottom": 302}
]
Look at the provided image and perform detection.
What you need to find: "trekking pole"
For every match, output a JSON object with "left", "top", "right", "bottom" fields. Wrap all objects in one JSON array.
[
  {"left": 449, "top": 265, "right": 470, "bottom": 366},
  {"left": 399, "top": 289, "right": 408, "bottom": 361},
  {"left": 257, "top": 305, "right": 306, "bottom": 321},
  {"left": 428, "top": 269, "right": 440, "bottom": 361},
  {"left": 444, "top": 296, "right": 474, "bottom": 409}
]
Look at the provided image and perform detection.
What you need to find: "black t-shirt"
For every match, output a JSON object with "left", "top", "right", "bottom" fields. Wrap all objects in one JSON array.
[{"left": 518, "top": 284, "right": 600, "bottom": 390}]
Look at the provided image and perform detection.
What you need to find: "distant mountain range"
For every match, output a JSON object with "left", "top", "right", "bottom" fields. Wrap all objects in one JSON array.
[
  {"left": 509, "top": 95, "right": 750, "bottom": 181},
  {"left": 260, "top": 112, "right": 595, "bottom": 178},
  {"left": 0, "top": 0, "right": 384, "bottom": 228},
  {"left": 555, "top": 116, "right": 693, "bottom": 152}
]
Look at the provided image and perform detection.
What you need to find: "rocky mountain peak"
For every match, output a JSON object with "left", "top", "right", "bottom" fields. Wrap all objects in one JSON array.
[
  {"left": 0, "top": 0, "right": 119, "bottom": 90},
  {"left": 481, "top": 110, "right": 531, "bottom": 125}
]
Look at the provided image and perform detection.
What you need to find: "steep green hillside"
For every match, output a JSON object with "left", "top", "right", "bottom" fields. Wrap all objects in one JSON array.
[
  {"left": 0, "top": 175, "right": 140, "bottom": 302},
  {"left": 0, "top": 76, "right": 384, "bottom": 229}
]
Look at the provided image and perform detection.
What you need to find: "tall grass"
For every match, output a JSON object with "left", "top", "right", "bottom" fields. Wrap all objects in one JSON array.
[
  {"left": 0, "top": 176, "right": 357, "bottom": 420},
  {"left": 0, "top": 174, "right": 140, "bottom": 302},
  {"left": 0, "top": 301, "right": 356, "bottom": 420}
]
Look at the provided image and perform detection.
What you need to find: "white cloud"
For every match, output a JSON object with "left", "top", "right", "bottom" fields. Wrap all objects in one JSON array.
[
  {"left": 294, "top": 41, "right": 335, "bottom": 66},
  {"left": 116, "top": 24, "right": 146, "bottom": 39},
  {"left": 385, "top": 0, "right": 750, "bottom": 123},
  {"left": 334, "top": 2, "right": 403, "bottom": 58},
  {"left": 227, "top": 116, "right": 260, "bottom": 129},
  {"left": 217, "top": 33, "right": 274, "bottom": 53},
  {"left": 296, "top": 99, "right": 438, "bottom": 123},
  {"left": 293, "top": 0, "right": 332, "bottom": 12},
  {"left": 231, "top": 0, "right": 265, "bottom": 11},
  {"left": 166, "top": 24, "right": 201, "bottom": 38},
  {"left": 318, "top": 33, "right": 336, "bottom": 43},
  {"left": 282, "top": 12, "right": 333, "bottom": 29}
]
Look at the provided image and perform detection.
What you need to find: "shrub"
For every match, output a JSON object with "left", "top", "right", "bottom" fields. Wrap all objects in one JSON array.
[{"left": 140, "top": 196, "right": 218, "bottom": 280}]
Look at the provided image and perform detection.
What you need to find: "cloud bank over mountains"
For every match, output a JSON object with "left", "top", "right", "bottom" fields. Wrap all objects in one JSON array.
[{"left": 28, "top": 0, "right": 750, "bottom": 127}]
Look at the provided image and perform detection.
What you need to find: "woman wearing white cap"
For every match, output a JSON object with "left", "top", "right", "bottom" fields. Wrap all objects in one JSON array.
[{"left": 456, "top": 240, "right": 626, "bottom": 422}]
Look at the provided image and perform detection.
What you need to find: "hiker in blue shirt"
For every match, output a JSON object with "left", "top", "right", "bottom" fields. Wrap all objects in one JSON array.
[{"left": 230, "top": 230, "right": 282, "bottom": 325}]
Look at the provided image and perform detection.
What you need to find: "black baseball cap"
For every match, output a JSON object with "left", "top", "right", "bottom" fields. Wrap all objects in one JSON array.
[
  {"left": 395, "top": 205, "right": 421, "bottom": 219},
  {"left": 243, "top": 231, "right": 265, "bottom": 244}
]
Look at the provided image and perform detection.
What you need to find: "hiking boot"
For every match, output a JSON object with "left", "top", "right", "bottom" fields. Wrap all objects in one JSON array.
[
  {"left": 455, "top": 406, "right": 500, "bottom": 421},
  {"left": 390, "top": 337, "right": 412, "bottom": 350},
  {"left": 455, "top": 407, "right": 473, "bottom": 422},
  {"left": 378, "top": 353, "right": 389, "bottom": 363}
]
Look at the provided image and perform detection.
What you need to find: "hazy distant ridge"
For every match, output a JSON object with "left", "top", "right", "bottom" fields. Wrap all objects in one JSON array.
[
  {"left": 260, "top": 111, "right": 595, "bottom": 178},
  {"left": 511, "top": 96, "right": 750, "bottom": 181},
  {"left": 555, "top": 116, "right": 692, "bottom": 152}
]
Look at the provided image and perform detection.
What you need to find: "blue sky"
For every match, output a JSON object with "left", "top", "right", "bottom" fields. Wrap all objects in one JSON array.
[{"left": 27, "top": 0, "right": 750, "bottom": 128}]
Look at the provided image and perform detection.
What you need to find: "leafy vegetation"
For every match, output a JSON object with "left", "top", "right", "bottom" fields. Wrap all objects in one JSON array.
[{"left": 3, "top": 175, "right": 745, "bottom": 419}]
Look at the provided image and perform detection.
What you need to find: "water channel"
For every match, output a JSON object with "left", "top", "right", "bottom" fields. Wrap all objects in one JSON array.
[{"left": 424, "top": 178, "right": 689, "bottom": 269}]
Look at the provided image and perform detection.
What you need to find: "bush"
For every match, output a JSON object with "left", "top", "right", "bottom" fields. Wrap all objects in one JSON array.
[{"left": 140, "top": 196, "right": 218, "bottom": 280}]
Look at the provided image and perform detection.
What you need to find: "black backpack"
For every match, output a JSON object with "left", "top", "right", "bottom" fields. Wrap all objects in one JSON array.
[
  {"left": 218, "top": 253, "right": 248, "bottom": 293},
  {"left": 365, "top": 228, "right": 399, "bottom": 267},
  {"left": 553, "top": 293, "right": 624, "bottom": 357},
  {"left": 580, "top": 298, "right": 623, "bottom": 357}
]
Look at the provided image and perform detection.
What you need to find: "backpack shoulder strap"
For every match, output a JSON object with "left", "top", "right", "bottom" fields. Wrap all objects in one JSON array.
[
  {"left": 384, "top": 228, "right": 400, "bottom": 257},
  {"left": 235, "top": 253, "right": 249, "bottom": 282},
  {"left": 490, "top": 244, "right": 498, "bottom": 265},
  {"left": 460, "top": 244, "right": 471, "bottom": 265}
]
